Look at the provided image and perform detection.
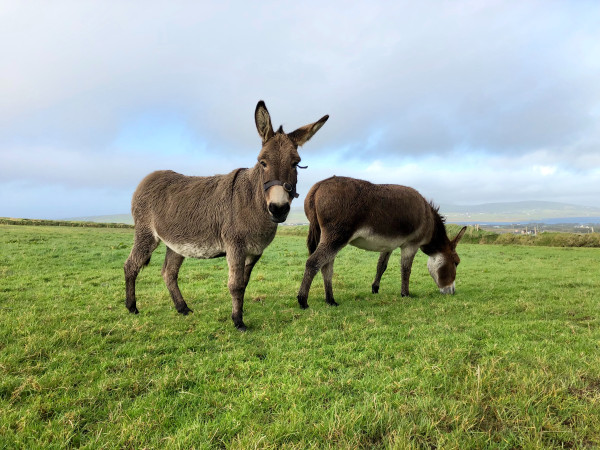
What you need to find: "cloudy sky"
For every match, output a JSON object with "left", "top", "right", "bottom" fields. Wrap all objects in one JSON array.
[{"left": 1, "top": 1, "right": 599, "bottom": 219}]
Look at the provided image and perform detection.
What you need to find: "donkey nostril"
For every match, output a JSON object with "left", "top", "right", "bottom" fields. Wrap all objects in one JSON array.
[{"left": 269, "top": 203, "right": 290, "bottom": 217}]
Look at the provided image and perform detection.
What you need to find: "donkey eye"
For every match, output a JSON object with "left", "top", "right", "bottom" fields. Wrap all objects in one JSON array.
[{"left": 260, "top": 161, "right": 267, "bottom": 168}]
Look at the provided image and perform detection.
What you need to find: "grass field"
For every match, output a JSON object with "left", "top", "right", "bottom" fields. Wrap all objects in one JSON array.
[{"left": 1, "top": 224, "right": 599, "bottom": 448}]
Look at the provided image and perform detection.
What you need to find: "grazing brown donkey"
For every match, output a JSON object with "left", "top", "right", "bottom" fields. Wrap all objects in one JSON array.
[
  {"left": 297, "top": 176, "right": 467, "bottom": 308},
  {"left": 124, "top": 101, "right": 328, "bottom": 330}
]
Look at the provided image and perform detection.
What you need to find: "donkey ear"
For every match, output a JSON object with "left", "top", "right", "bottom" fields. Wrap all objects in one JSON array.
[
  {"left": 452, "top": 226, "right": 468, "bottom": 247},
  {"left": 255, "top": 100, "right": 274, "bottom": 144},
  {"left": 288, "top": 114, "right": 329, "bottom": 147}
]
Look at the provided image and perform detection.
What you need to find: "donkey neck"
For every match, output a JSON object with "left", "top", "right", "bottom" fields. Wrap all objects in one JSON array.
[
  {"left": 234, "top": 165, "right": 274, "bottom": 219},
  {"left": 420, "top": 205, "right": 450, "bottom": 256}
]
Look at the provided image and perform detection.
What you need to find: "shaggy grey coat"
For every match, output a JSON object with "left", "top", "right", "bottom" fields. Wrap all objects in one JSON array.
[{"left": 124, "top": 101, "right": 328, "bottom": 330}]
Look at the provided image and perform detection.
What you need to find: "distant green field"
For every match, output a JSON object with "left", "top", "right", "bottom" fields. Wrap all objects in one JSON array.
[{"left": 1, "top": 225, "right": 599, "bottom": 448}]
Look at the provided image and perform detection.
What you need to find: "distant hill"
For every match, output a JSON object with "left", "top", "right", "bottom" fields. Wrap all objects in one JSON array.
[
  {"left": 68, "top": 201, "right": 600, "bottom": 226},
  {"left": 67, "top": 214, "right": 134, "bottom": 225},
  {"left": 440, "top": 201, "right": 600, "bottom": 224}
]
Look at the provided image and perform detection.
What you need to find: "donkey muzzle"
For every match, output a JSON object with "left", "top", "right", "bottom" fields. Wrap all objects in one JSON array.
[
  {"left": 439, "top": 283, "right": 456, "bottom": 295},
  {"left": 268, "top": 202, "right": 290, "bottom": 223},
  {"left": 264, "top": 181, "right": 294, "bottom": 223}
]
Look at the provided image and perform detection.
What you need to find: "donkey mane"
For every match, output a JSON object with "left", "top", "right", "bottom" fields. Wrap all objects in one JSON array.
[
  {"left": 230, "top": 168, "right": 246, "bottom": 196},
  {"left": 429, "top": 201, "right": 446, "bottom": 224},
  {"left": 421, "top": 201, "right": 449, "bottom": 256}
]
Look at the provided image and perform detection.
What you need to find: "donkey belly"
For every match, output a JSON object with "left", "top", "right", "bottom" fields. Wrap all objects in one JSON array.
[
  {"left": 349, "top": 228, "right": 413, "bottom": 253},
  {"left": 160, "top": 237, "right": 225, "bottom": 259}
]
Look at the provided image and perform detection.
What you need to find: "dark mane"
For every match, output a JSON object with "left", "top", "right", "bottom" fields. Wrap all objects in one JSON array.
[
  {"left": 429, "top": 201, "right": 446, "bottom": 224},
  {"left": 420, "top": 201, "right": 449, "bottom": 255}
]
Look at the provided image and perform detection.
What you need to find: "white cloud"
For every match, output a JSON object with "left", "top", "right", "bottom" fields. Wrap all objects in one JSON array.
[{"left": 533, "top": 165, "right": 557, "bottom": 176}]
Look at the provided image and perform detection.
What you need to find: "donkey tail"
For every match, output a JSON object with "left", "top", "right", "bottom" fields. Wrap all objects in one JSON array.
[
  {"left": 307, "top": 219, "right": 321, "bottom": 255},
  {"left": 305, "top": 188, "right": 321, "bottom": 255}
]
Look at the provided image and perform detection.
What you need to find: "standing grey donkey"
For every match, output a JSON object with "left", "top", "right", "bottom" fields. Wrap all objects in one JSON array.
[{"left": 124, "top": 101, "right": 329, "bottom": 330}]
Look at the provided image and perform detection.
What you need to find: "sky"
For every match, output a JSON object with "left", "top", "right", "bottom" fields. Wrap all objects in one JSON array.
[{"left": 1, "top": 1, "right": 599, "bottom": 219}]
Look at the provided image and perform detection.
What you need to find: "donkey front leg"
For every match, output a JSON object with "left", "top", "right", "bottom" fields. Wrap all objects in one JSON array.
[
  {"left": 400, "top": 246, "right": 418, "bottom": 297},
  {"left": 243, "top": 254, "right": 262, "bottom": 288},
  {"left": 226, "top": 251, "right": 249, "bottom": 331},
  {"left": 162, "top": 246, "right": 193, "bottom": 315},
  {"left": 372, "top": 251, "right": 391, "bottom": 294}
]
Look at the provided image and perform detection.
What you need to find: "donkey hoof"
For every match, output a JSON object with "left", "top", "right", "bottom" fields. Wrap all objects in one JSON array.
[
  {"left": 177, "top": 306, "right": 193, "bottom": 315},
  {"left": 326, "top": 300, "right": 339, "bottom": 307},
  {"left": 297, "top": 295, "right": 309, "bottom": 309},
  {"left": 235, "top": 323, "right": 248, "bottom": 332},
  {"left": 126, "top": 303, "right": 139, "bottom": 314},
  {"left": 372, "top": 285, "right": 379, "bottom": 294},
  {"left": 401, "top": 292, "right": 410, "bottom": 298}
]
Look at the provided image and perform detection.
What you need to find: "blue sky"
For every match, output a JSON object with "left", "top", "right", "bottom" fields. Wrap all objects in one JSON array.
[{"left": 1, "top": 1, "right": 599, "bottom": 219}]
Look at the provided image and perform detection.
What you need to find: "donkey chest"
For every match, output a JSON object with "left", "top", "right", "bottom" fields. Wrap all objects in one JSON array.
[{"left": 348, "top": 228, "right": 416, "bottom": 252}]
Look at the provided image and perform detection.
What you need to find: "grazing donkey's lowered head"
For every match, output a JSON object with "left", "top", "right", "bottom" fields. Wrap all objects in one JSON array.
[
  {"left": 124, "top": 101, "right": 328, "bottom": 331},
  {"left": 422, "top": 213, "right": 467, "bottom": 295}
]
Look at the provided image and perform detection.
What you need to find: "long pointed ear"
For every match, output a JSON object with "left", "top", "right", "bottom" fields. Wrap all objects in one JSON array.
[
  {"left": 452, "top": 226, "right": 467, "bottom": 247},
  {"left": 288, "top": 114, "right": 329, "bottom": 146},
  {"left": 255, "top": 100, "right": 274, "bottom": 144}
]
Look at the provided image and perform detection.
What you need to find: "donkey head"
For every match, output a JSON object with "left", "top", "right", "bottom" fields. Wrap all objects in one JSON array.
[
  {"left": 255, "top": 101, "right": 329, "bottom": 223},
  {"left": 427, "top": 226, "right": 467, "bottom": 295}
]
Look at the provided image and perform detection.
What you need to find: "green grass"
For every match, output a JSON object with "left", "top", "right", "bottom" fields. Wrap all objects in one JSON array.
[{"left": 1, "top": 224, "right": 599, "bottom": 448}]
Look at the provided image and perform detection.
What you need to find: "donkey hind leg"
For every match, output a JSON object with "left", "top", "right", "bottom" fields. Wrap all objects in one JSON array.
[
  {"left": 321, "top": 260, "right": 338, "bottom": 306},
  {"left": 162, "top": 246, "right": 192, "bottom": 315},
  {"left": 297, "top": 241, "right": 345, "bottom": 309},
  {"left": 226, "top": 251, "right": 250, "bottom": 331},
  {"left": 124, "top": 230, "right": 160, "bottom": 314},
  {"left": 400, "top": 246, "right": 418, "bottom": 297},
  {"left": 372, "top": 251, "right": 392, "bottom": 294}
]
